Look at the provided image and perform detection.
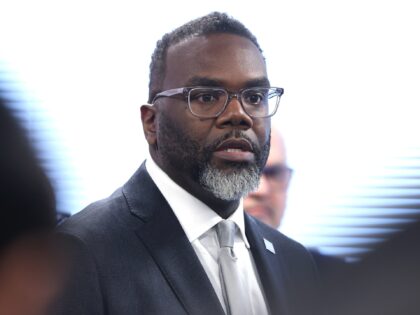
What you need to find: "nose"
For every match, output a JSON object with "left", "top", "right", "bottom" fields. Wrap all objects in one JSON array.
[{"left": 215, "top": 96, "right": 253, "bottom": 129}]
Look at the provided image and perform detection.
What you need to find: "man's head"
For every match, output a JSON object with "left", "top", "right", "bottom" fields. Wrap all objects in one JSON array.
[
  {"left": 244, "top": 129, "right": 292, "bottom": 228},
  {"left": 141, "top": 12, "right": 281, "bottom": 215},
  {"left": 147, "top": 12, "right": 263, "bottom": 104}
]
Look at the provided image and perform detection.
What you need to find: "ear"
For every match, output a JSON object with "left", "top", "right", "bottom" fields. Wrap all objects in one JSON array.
[{"left": 140, "top": 104, "right": 157, "bottom": 146}]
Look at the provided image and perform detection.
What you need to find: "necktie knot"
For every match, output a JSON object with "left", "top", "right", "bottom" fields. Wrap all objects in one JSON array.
[{"left": 216, "top": 220, "right": 236, "bottom": 248}]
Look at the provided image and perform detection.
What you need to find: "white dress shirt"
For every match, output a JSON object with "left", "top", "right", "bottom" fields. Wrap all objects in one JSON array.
[{"left": 146, "top": 157, "right": 269, "bottom": 315}]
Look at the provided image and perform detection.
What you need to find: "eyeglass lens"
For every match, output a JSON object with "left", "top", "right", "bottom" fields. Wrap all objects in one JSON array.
[{"left": 188, "top": 87, "right": 280, "bottom": 118}]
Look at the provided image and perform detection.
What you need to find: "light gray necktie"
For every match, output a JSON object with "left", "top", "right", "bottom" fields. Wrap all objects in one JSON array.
[{"left": 216, "top": 220, "right": 252, "bottom": 315}]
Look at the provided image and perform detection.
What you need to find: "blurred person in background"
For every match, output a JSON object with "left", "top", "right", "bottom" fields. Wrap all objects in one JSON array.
[
  {"left": 244, "top": 129, "right": 346, "bottom": 277},
  {"left": 244, "top": 128, "right": 291, "bottom": 228},
  {"left": 247, "top": 130, "right": 420, "bottom": 314},
  {"left": 0, "top": 92, "right": 63, "bottom": 315}
]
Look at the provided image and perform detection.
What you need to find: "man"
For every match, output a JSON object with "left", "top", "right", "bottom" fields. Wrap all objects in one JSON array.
[
  {"left": 244, "top": 129, "right": 292, "bottom": 228},
  {"left": 55, "top": 12, "right": 320, "bottom": 315},
  {"left": 0, "top": 92, "right": 62, "bottom": 315}
]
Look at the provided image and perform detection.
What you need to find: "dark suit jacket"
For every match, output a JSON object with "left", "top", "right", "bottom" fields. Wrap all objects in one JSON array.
[{"left": 55, "top": 164, "right": 320, "bottom": 315}]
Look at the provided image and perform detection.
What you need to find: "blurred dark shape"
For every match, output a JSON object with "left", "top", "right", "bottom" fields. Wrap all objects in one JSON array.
[
  {"left": 0, "top": 91, "right": 63, "bottom": 315},
  {"left": 0, "top": 95, "right": 56, "bottom": 248},
  {"left": 324, "top": 220, "right": 420, "bottom": 314},
  {"left": 56, "top": 211, "right": 70, "bottom": 225},
  {"left": 309, "top": 247, "right": 347, "bottom": 280}
]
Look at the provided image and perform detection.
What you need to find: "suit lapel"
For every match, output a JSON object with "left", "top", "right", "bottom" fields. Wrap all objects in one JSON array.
[
  {"left": 245, "top": 214, "right": 291, "bottom": 315},
  {"left": 123, "top": 165, "right": 225, "bottom": 315}
]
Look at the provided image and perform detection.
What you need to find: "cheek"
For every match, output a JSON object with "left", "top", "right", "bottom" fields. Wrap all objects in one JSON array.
[
  {"left": 190, "top": 123, "right": 217, "bottom": 147},
  {"left": 272, "top": 191, "right": 286, "bottom": 203},
  {"left": 158, "top": 107, "right": 213, "bottom": 141},
  {"left": 253, "top": 120, "right": 270, "bottom": 144},
  {"left": 180, "top": 118, "right": 216, "bottom": 148}
]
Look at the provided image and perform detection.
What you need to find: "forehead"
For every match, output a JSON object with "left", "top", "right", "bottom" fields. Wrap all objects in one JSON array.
[{"left": 162, "top": 33, "right": 268, "bottom": 90}]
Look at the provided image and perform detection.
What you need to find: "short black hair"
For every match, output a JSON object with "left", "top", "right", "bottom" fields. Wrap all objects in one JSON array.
[
  {"left": 0, "top": 92, "right": 56, "bottom": 253},
  {"left": 148, "top": 12, "right": 263, "bottom": 103}
]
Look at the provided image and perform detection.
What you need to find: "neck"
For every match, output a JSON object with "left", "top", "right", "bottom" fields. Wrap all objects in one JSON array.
[
  {"left": 152, "top": 153, "right": 240, "bottom": 218},
  {"left": 167, "top": 167, "right": 240, "bottom": 218},
  {"left": 196, "top": 192, "right": 240, "bottom": 219}
]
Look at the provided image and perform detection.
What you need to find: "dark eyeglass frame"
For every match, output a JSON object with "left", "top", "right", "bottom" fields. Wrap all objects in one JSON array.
[{"left": 151, "top": 86, "right": 284, "bottom": 118}]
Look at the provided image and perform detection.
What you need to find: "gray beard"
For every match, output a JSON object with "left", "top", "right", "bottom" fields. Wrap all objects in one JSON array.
[
  {"left": 199, "top": 164, "right": 260, "bottom": 200},
  {"left": 157, "top": 111, "right": 269, "bottom": 201}
]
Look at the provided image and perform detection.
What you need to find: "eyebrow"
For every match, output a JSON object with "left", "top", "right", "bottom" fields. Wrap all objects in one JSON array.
[
  {"left": 243, "top": 78, "right": 271, "bottom": 88},
  {"left": 184, "top": 76, "right": 271, "bottom": 89},
  {"left": 184, "top": 77, "right": 224, "bottom": 87}
]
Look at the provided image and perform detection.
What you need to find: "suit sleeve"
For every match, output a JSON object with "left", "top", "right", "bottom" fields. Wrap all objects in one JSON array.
[{"left": 51, "top": 233, "right": 105, "bottom": 315}]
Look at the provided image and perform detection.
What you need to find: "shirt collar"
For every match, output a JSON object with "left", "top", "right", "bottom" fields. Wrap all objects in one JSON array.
[{"left": 145, "top": 156, "right": 250, "bottom": 248}]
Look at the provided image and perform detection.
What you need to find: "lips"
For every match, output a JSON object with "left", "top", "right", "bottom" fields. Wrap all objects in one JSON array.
[
  {"left": 215, "top": 138, "right": 253, "bottom": 152},
  {"left": 213, "top": 138, "right": 255, "bottom": 162}
]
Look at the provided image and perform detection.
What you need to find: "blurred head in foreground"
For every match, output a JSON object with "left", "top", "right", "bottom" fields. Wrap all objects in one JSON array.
[
  {"left": 0, "top": 93, "right": 61, "bottom": 315},
  {"left": 244, "top": 129, "right": 292, "bottom": 228}
]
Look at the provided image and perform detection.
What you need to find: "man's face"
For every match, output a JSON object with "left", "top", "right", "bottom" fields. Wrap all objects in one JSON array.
[
  {"left": 244, "top": 131, "right": 291, "bottom": 228},
  {"left": 153, "top": 33, "right": 271, "bottom": 201}
]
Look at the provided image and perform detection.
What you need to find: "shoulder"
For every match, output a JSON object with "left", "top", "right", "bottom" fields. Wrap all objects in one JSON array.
[
  {"left": 247, "top": 214, "right": 313, "bottom": 260},
  {"left": 246, "top": 215, "right": 322, "bottom": 314},
  {"left": 55, "top": 185, "right": 147, "bottom": 279},
  {"left": 58, "top": 163, "right": 155, "bottom": 241},
  {"left": 246, "top": 214, "right": 318, "bottom": 283},
  {"left": 59, "top": 188, "right": 126, "bottom": 236}
]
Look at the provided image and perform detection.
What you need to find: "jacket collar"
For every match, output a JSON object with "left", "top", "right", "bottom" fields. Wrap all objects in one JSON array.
[
  {"left": 122, "top": 163, "right": 225, "bottom": 315},
  {"left": 245, "top": 214, "right": 291, "bottom": 315}
]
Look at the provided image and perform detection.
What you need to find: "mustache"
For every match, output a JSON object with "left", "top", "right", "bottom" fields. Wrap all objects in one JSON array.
[{"left": 205, "top": 130, "right": 258, "bottom": 153}]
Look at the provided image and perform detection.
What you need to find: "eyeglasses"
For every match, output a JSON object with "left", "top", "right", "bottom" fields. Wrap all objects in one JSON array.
[
  {"left": 152, "top": 86, "right": 284, "bottom": 118},
  {"left": 262, "top": 165, "right": 293, "bottom": 189}
]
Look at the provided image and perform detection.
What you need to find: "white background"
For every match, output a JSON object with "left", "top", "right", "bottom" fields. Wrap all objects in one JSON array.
[{"left": 1, "top": 0, "right": 419, "bottom": 255}]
